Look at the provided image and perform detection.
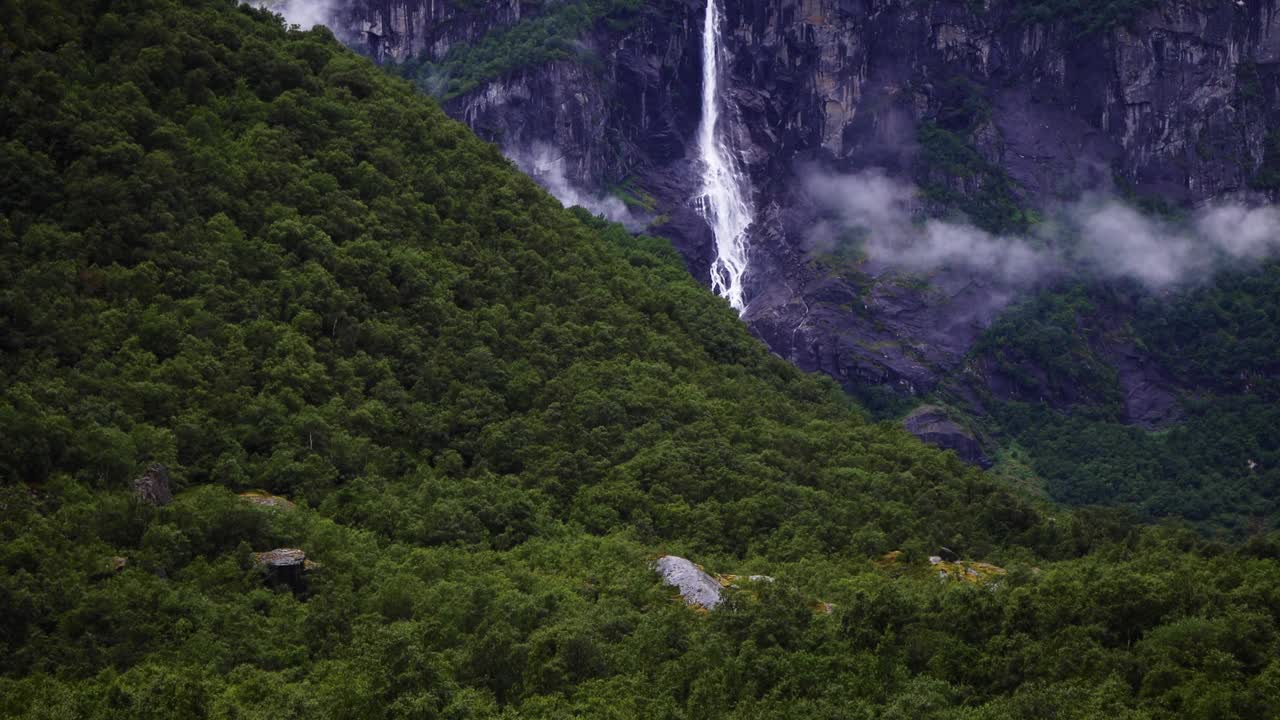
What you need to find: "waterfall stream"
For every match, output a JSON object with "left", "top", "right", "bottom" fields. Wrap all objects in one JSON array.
[{"left": 697, "top": 0, "right": 754, "bottom": 313}]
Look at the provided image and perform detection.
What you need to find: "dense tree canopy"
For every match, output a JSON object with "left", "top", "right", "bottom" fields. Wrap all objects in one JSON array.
[
  {"left": 964, "top": 276, "right": 1280, "bottom": 535},
  {"left": 1, "top": 1, "right": 1278, "bottom": 718}
]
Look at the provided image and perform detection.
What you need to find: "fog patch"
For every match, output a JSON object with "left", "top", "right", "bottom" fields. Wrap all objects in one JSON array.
[
  {"left": 252, "top": 0, "right": 337, "bottom": 29},
  {"left": 803, "top": 168, "right": 1280, "bottom": 289},
  {"left": 506, "top": 143, "right": 641, "bottom": 229}
]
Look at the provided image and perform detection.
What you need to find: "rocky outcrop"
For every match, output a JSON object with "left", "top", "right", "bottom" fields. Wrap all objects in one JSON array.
[
  {"left": 255, "top": 548, "right": 316, "bottom": 592},
  {"left": 239, "top": 490, "right": 297, "bottom": 510},
  {"left": 132, "top": 463, "right": 172, "bottom": 506},
  {"left": 1095, "top": 334, "right": 1184, "bottom": 429},
  {"left": 958, "top": 291, "right": 1186, "bottom": 427},
  {"left": 328, "top": 0, "right": 530, "bottom": 64},
  {"left": 655, "top": 555, "right": 724, "bottom": 609},
  {"left": 255, "top": 548, "right": 308, "bottom": 568},
  {"left": 903, "top": 405, "right": 989, "bottom": 467},
  {"left": 654, "top": 556, "right": 778, "bottom": 610},
  {"left": 749, "top": 267, "right": 1014, "bottom": 398},
  {"left": 929, "top": 555, "right": 1007, "bottom": 584}
]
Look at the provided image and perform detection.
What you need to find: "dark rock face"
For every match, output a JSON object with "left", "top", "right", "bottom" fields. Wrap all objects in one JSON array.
[
  {"left": 329, "top": 0, "right": 530, "bottom": 64},
  {"left": 436, "top": 1, "right": 718, "bottom": 274},
  {"left": 749, "top": 264, "right": 1016, "bottom": 397},
  {"left": 321, "top": 0, "right": 1280, "bottom": 419},
  {"left": 959, "top": 292, "right": 1185, "bottom": 428},
  {"left": 903, "top": 405, "right": 989, "bottom": 467},
  {"left": 719, "top": 0, "right": 1280, "bottom": 407},
  {"left": 1094, "top": 327, "right": 1184, "bottom": 429},
  {"left": 132, "top": 463, "right": 173, "bottom": 506},
  {"left": 255, "top": 548, "right": 312, "bottom": 592}
]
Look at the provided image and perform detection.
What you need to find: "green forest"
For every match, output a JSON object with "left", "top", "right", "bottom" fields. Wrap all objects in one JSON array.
[
  {"left": 965, "top": 275, "right": 1280, "bottom": 535},
  {"left": 2, "top": 0, "right": 1280, "bottom": 718}
]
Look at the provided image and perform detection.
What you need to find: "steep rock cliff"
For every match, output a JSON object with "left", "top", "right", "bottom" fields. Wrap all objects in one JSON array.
[
  {"left": 319, "top": 0, "right": 1280, "bottom": 427},
  {"left": 331, "top": 0, "right": 530, "bottom": 64}
]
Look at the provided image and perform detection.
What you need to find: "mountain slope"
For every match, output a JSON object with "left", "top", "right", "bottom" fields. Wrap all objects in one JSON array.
[
  {"left": 0, "top": 0, "right": 1032, "bottom": 558},
  {"left": 1, "top": 1, "right": 1279, "bottom": 717},
  {"left": 319, "top": 0, "right": 1280, "bottom": 534}
]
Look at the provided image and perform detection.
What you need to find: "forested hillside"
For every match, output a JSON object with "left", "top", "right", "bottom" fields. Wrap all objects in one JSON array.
[
  {"left": 965, "top": 274, "right": 1280, "bottom": 534},
  {"left": 1, "top": 1, "right": 1279, "bottom": 717}
]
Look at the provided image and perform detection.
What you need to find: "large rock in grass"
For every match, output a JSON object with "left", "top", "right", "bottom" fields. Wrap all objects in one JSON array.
[
  {"left": 655, "top": 555, "right": 724, "bottom": 610},
  {"left": 254, "top": 548, "right": 314, "bottom": 593},
  {"left": 255, "top": 548, "right": 307, "bottom": 568}
]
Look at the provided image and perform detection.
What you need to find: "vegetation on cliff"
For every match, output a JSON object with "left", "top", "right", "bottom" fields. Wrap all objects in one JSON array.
[
  {"left": 1012, "top": 0, "right": 1159, "bottom": 35},
  {"left": 398, "top": 0, "right": 644, "bottom": 99},
  {"left": 1, "top": 1, "right": 1279, "bottom": 718}
]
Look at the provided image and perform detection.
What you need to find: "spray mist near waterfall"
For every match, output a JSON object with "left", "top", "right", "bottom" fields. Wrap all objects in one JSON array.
[
  {"left": 252, "top": 0, "right": 336, "bottom": 29},
  {"left": 696, "top": 0, "right": 755, "bottom": 313},
  {"left": 504, "top": 143, "right": 640, "bottom": 230}
]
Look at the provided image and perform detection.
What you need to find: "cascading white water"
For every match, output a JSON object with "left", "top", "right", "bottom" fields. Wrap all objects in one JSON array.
[{"left": 697, "top": 0, "right": 754, "bottom": 312}]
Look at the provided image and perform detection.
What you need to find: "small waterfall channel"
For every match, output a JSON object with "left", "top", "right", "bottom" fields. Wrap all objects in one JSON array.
[{"left": 696, "top": 0, "right": 754, "bottom": 313}]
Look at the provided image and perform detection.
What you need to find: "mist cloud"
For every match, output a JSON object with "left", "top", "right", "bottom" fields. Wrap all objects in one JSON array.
[
  {"left": 803, "top": 168, "right": 1280, "bottom": 289},
  {"left": 253, "top": 0, "right": 336, "bottom": 29},
  {"left": 803, "top": 169, "right": 1057, "bottom": 284},
  {"left": 506, "top": 143, "right": 641, "bottom": 229}
]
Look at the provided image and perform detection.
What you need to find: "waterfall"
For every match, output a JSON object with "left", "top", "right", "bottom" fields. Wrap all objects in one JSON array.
[{"left": 697, "top": 0, "right": 754, "bottom": 313}]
